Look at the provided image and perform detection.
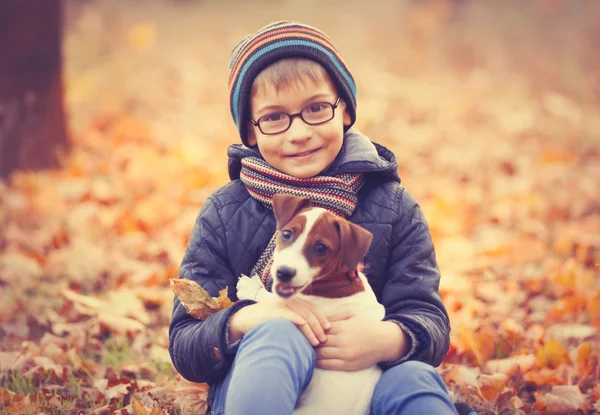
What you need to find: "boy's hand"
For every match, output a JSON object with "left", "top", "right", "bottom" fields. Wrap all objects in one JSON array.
[
  {"left": 315, "top": 312, "right": 409, "bottom": 371},
  {"left": 228, "top": 297, "right": 331, "bottom": 346}
]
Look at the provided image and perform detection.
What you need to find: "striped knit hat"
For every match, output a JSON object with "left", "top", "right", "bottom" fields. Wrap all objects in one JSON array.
[{"left": 228, "top": 21, "right": 357, "bottom": 146}]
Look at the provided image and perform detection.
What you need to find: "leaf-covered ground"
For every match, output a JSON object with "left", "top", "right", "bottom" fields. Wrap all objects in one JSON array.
[{"left": 1, "top": 1, "right": 599, "bottom": 414}]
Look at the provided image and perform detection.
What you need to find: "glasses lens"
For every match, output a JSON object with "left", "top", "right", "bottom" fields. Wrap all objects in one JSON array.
[
  {"left": 302, "top": 103, "right": 334, "bottom": 124},
  {"left": 259, "top": 113, "right": 290, "bottom": 134}
]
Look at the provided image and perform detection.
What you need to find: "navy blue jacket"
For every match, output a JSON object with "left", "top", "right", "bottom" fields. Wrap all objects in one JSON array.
[{"left": 169, "top": 129, "right": 450, "bottom": 385}]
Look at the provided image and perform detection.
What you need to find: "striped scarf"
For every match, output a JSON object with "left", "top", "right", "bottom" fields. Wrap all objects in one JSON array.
[{"left": 240, "top": 157, "right": 365, "bottom": 291}]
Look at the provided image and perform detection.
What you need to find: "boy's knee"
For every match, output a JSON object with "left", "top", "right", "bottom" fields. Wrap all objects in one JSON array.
[
  {"left": 383, "top": 361, "right": 444, "bottom": 386},
  {"left": 374, "top": 361, "right": 456, "bottom": 415},
  {"left": 250, "top": 318, "right": 301, "bottom": 337},
  {"left": 246, "top": 318, "right": 314, "bottom": 353},
  {"left": 241, "top": 318, "right": 316, "bottom": 385},
  {"left": 257, "top": 317, "right": 297, "bottom": 330}
]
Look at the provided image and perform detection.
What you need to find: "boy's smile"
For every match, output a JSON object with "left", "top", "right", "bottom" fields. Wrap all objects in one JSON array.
[{"left": 247, "top": 75, "right": 351, "bottom": 179}]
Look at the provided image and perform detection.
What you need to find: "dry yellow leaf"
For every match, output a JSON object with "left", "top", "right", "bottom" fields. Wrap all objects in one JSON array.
[
  {"left": 170, "top": 278, "right": 232, "bottom": 319},
  {"left": 149, "top": 405, "right": 166, "bottom": 415},
  {"left": 536, "top": 339, "right": 570, "bottom": 369},
  {"left": 575, "top": 342, "right": 593, "bottom": 368},
  {"left": 216, "top": 288, "right": 234, "bottom": 309},
  {"left": 131, "top": 398, "right": 147, "bottom": 415},
  {"left": 478, "top": 373, "right": 508, "bottom": 401}
]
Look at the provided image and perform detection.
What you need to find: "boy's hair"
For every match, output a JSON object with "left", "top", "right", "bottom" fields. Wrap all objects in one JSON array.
[
  {"left": 228, "top": 21, "right": 357, "bottom": 146},
  {"left": 251, "top": 58, "right": 330, "bottom": 97}
]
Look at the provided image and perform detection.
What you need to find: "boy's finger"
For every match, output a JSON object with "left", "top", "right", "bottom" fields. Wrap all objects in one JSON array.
[
  {"left": 298, "top": 324, "right": 320, "bottom": 346},
  {"left": 296, "top": 298, "right": 331, "bottom": 330},
  {"left": 288, "top": 305, "right": 327, "bottom": 342},
  {"left": 282, "top": 310, "right": 306, "bottom": 327},
  {"left": 312, "top": 308, "right": 331, "bottom": 331},
  {"left": 301, "top": 309, "right": 328, "bottom": 343}
]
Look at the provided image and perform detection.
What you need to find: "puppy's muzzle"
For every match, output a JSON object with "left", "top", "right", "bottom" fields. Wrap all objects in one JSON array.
[{"left": 276, "top": 266, "right": 296, "bottom": 283}]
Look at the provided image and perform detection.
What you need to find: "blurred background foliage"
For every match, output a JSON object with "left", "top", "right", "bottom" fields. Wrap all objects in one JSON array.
[{"left": 1, "top": 0, "right": 599, "bottom": 414}]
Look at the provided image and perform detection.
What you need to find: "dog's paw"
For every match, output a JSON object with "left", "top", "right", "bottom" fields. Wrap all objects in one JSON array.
[
  {"left": 236, "top": 274, "right": 275, "bottom": 302},
  {"left": 236, "top": 274, "right": 263, "bottom": 300}
]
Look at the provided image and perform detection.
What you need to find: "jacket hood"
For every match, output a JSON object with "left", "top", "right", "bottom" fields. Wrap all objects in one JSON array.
[{"left": 227, "top": 128, "right": 400, "bottom": 183}]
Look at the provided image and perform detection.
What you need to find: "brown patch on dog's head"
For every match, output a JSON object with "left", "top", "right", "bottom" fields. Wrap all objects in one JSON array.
[
  {"left": 275, "top": 214, "right": 307, "bottom": 252},
  {"left": 272, "top": 194, "right": 312, "bottom": 229},
  {"left": 302, "top": 211, "right": 373, "bottom": 282}
]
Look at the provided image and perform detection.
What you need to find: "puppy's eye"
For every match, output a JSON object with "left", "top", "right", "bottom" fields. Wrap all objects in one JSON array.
[
  {"left": 314, "top": 242, "right": 329, "bottom": 255},
  {"left": 281, "top": 229, "right": 293, "bottom": 240}
]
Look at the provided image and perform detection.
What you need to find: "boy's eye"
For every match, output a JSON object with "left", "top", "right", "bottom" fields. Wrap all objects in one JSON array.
[
  {"left": 307, "top": 104, "right": 325, "bottom": 113},
  {"left": 263, "top": 113, "right": 286, "bottom": 123},
  {"left": 281, "top": 229, "right": 293, "bottom": 240},
  {"left": 314, "top": 242, "right": 329, "bottom": 255}
]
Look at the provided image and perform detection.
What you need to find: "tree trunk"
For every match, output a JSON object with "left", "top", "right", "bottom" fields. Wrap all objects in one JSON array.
[{"left": 0, "top": 0, "right": 69, "bottom": 180}]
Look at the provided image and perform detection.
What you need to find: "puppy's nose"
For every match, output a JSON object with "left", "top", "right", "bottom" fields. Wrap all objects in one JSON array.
[{"left": 276, "top": 266, "right": 296, "bottom": 283}]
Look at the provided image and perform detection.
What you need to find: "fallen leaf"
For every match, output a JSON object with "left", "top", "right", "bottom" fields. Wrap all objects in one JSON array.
[
  {"left": 132, "top": 398, "right": 147, "bottom": 415},
  {"left": 0, "top": 388, "right": 23, "bottom": 407},
  {"left": 545, "top": 385, "right": 585, "bottom": 414},
  {"left": 486, "top": 354, "right": 536, "bottom": 375},
  {"left": 545, "top": 323, "right": 597, "bottom": 343},
  {"left": 173, "top": 377, "right": 209, "bottom": 415},
  {"left": 216, "top": 288, "right": 234, "bottom": 310},
  {"left": 537, "top": 339, "right": 570, "bottom": 369},
  {"left": 97, "top": 312, "right": 146, "bottom": 334},
  {"left": 0, "top": 351, "right": 29, "bottom": 372},
  {"left": 478, "top": 373, "right": 509, "bottom": 401},
  {"left": 30, "top": 356, "right": 63, "bottom": 377},
  {"left": 170, "top": 278, "right": 231, "bottom": 319}
]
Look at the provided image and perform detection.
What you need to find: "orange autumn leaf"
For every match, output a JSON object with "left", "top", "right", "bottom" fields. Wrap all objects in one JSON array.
[
  {"left": 0, "top": 388, "right": 23, "bottom": 407},
  {"left": 472, "top": 326, "right": 497, "bottom": 363},
  {"left": 486, "top": 354, "right": 536, "bottom": 375},
  {"left": 524, "top": 367, "right": 567, "bottom": 387},
  {"left": 216, "top": 289, "right": 234, "bottom": 310},
  {"left": 587, "top": 291, "right": 600, "bottom": 324},
  {"left": 170, "top": 278, "right": 232, "bottom": 319},
  {"left": 130, "top": 397, "right": 167, "bottom": 415},
  {"left": 573, "top": 342, "right": 594, "bottom": 371},
  {"left": 536, "top": 339, "right": 570, "bottom": 369},
  {"left": 149, "top": 405, "right": 166, "bottom": 415},
  {"left": 478, "top": 373, "right": 509, "bottom": 401},
  {"left": 546, "top": 295, "right": 584, "bottom": 322},
  {"left": 132, "top": 398, "right": 148, "bottom": 415},
  {"left": 591, "top": 384, "right": 600, "bottom": 401}
]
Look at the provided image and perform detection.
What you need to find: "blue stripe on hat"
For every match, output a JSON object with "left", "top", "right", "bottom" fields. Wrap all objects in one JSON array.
[{"left": 232, "top": 39, "right": 357, "bottom": 128}]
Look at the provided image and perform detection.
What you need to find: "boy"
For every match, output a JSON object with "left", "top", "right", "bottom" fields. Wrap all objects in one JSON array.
[{"left": 169, "top": 21, "right": 458, "bottom": 415}]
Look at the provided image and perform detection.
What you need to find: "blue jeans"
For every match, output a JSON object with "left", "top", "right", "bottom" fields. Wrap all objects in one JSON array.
[{"left": 211, "top": 318, "right": 458, "bottom": 415}]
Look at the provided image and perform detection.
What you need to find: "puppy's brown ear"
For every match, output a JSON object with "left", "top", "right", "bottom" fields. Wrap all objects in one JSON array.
[
  {"left": 272, "top": 194, "right": 312, "bottom": 229},
  {"left": 335, "top": 219, "right": 373, "bottom": 270}
]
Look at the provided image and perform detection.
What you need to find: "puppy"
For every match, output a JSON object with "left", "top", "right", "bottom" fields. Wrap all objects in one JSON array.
[{"left": 237, "top": 194, "right": 385, "bottom": 415}]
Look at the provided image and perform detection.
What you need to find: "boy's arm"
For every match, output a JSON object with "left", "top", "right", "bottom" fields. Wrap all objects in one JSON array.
[
  {"left": 169, "top": 196, "right": 255, "bottom": 384},
  {"left": 378, "top": 187, "right": 450, "bottom": 369}
]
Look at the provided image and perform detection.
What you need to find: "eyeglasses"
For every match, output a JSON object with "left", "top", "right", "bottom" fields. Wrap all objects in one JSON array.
[{"left": 250, "top": 97, "right": 341, "bottom": 135}]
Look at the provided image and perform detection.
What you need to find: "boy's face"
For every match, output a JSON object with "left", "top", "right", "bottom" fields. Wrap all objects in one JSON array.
[{"left": 247, "top": 75, "right": 351, "bottom": 179}]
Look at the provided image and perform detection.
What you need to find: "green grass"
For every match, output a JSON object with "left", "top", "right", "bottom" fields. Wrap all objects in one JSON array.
[
  {"left": 99, "top": 337, "right": 134, "bottom": 369},
  {"left": 1, "top": 371, "right": 37, "bottom": 396}
]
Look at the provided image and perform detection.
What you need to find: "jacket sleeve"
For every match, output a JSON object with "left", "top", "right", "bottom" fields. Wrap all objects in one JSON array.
[
  {"left": 379, "top": 187, "right": 451, "bottom": 369},
  {"left": 169, "top": 196, "right": 256, "bottom": 384}
]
